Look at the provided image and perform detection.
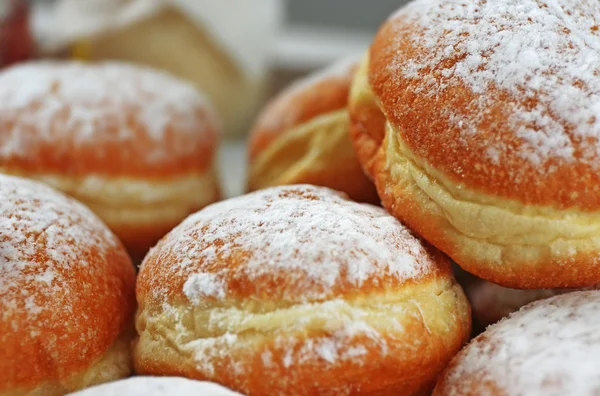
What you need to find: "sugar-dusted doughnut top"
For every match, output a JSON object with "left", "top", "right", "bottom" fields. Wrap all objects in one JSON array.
[
  {"left": 68, "top": 377, "right": 241, "bottom": 396},
  {"left": 0, "top": 174, "right": 135, "bottom": 389},
  {"left": 138, "top": 185, "right": 447, "bottom": 306},
  {"left": 370, "top": 0, "right": 600, "bottom": 210},
  {"left": 0, "top": 61, "right": 219, "bottom": 177},
  {"left": 438, "top": 291, "right": 600, "bottom": 395}
]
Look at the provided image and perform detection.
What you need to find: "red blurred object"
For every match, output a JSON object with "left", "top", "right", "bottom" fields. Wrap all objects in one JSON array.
[{"left": 0, "top": 0, "right": 33, "bottom": 67}]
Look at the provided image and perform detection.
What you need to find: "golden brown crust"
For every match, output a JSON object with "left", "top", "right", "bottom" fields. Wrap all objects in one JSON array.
[
  {"left": 248, "top": 61, "right": 378, "bottom": 204},
  {"left": 136, "top": 185, "right": 452, "bottom": 305},
  {"left": 348, "top": 54, "right": 387, "bottom": 181},
  {"left": 368, "top": 7, "right": 600, "bottom": 211},
  {"left": 248, "top": 66, "right": 354, "bottom": 161},
  {"left": 0, "top": 175, "right": 136, "bottom": 393},
  {"left": 134, "top": 185, "right": 472, "bottom": 395},
  {"left": 0, "top": 61, "right": 219, "bottom": 178},
  {"left": 349, "top": 1, "right": 600, "bottom": 288}
]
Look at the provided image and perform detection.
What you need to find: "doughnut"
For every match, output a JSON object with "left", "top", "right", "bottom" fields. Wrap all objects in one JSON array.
[
  {"left": 0, "top": 174, "right": 135, "bottom": 395},
  {"left": 0, "top": 61, "right": 221, "bottom": 259},
  {"left": 134, "top": 184, "right": 471, "bottom": 395},
  {"left": 68, "top": 377, "right": 241, "bottom": 396},
  {"left": 434, "top": 290, "right": 600, "bottom": 395},
  {"left": 464, "top": 279, "right": 586, "bottom": 328},
  {"left": 248, "top": 58, "right": 379, "bottom": 204},
  {"left": 348, "top": 0, "right": 600, "bottom": 288}
]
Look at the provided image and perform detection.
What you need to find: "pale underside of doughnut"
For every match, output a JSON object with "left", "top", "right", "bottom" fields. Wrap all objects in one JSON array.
[
  {"left": 134, "top": 277, "right": 469, "bottom": 396},
  {"left": 248, "top": 109, "right": 379, "bottom": 204}
]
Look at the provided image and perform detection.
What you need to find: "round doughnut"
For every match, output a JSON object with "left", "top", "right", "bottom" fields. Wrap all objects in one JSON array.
[
  {"left": 349, "top": 0, "right": 600, "bottom": 288},
  {"left": 0, "top": 61, "right": 221, "bottom": 259},
  {"left": 0, "top": 174, "right": 136, "bottom": 395},
  {"left": 248, "top": 58, "right": 379, "bottom": 204},
  {"left": 134, "top": 184, "right": 471, "bottom": 395},
  {"left": 434, "top": 290, "right": 600, "bottom": 395},
  {"left": 68, "top": 377, "right": 241, "bottom": 396}
]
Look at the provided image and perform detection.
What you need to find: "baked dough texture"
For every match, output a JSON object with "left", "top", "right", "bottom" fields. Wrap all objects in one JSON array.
[
  {"left": 349, "top": 0, "right": 600, "bottom": 288},
  {"left": 134, "top": 185, "right": 471, "bottom": 395},
  {"left": 0, "top": 61, "right": 222, "bottom": 259},
  {"left": 67, "top": 377, "right": 242, "bottom": 396},
  {"left": 248, "top": 58, "right": 379, "bottom": 204},
  {"left": 0, "top": 174, "right": 136, "bottom": 396},
  {"left": 434, "top": 291, "right": 600, "bottom": 396}
]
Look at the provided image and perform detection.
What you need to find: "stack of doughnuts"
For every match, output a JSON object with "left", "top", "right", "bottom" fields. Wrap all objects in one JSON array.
[
  {"left": 345, "top": 0, "right": 600, "bottom": 393},
  {"left": 248, "top": 58, "right": 379, "bottom": 203},
  {"left": 5, "top": 0, "right": 600, "bottom": 394},
  {"left": 0, "top": 61, "right": 222, "bottom": 260}
]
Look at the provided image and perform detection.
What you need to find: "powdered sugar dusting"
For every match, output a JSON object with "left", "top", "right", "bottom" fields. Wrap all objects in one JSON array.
[
  {"left": 69, "top": 376, "right": 242, "bottom": 396},
  {"left": 446, "top": 291, "right": 600, "bottom": 395},
  {"left": 184, "top": 272, "right": 227, "bottom": 304},
  {"left": 0, "top": 61, "right": 217, "bottom": 164},
  {"left": 146, "top": 185, "right": 433, "bottom": 304},
  {"left": 281, "top": 318, "right": 387, "bottom": 368},
  {"left": 0, "top": 174, "right": 118, "bottom": 330},
  {"left": 390, "top": 0, "right": 600, "bottom": 170}
]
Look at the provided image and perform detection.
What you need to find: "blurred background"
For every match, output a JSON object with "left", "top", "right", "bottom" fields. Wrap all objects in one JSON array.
[
  {"left": 0, "top": 0, "right": 403, "bottom": 137},
  {"left": 0, "top": 0, "right": 404, "bottom": 195}
]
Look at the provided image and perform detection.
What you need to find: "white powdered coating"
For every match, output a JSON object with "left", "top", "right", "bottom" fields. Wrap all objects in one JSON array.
[
  {"left": 183, "top": 272, "right": 227, "bottom": 304},
  {"left": 0, "top": 174, "right": 118, "bottom": 334},
  {"left": 391, "top": 0, "right": 600, "bottom": 169},
  {"left": 68, "top": 376, "right": 241, "bottom": 396},
  {"left": 0, "top": 61, "right": 216, "bottom": 163},
  {"left": 275, "top": 316, "right": 387, "bottom": 369},
  {"left": 448, "top": 291, "right": 600, "bottom": 395},
  {"left": 152, "top": 184, "right": 432, "bottom": 303}
]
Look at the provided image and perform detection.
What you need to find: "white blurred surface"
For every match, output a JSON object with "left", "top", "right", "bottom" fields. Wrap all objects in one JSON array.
[
  {"left": 271, "top": 25, "right": 371, "bottom": 70},
  {"left": 218, "top": 140, "right": 247, "bottom": 198}
]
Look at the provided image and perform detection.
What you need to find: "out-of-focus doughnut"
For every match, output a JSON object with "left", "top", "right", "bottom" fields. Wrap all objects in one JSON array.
[
  {"left": 248, "top": 58, "right": 379, "bottom": 203},
  {"left": 134, "top": 184, "right": 471, "bottom": 395},
  {"left": 434, "top": 291, "right": 600, "bottom": 395},
  {"left": 349, "top": 0, "right": 600, "bottom": 288},
  {"left": 68, "top": 377, "right": 241, "bottom": 396},
  {"left": 465, "top": 279, "right": 582, "bottom": 328},
  {"left": 0, "top": 174, "right": 135, "bottom": 395},
  {"left": 0, "top": 61, "right": 222, "bottom": 259}
]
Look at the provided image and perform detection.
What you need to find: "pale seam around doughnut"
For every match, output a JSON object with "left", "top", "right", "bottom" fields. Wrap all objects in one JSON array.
[
  {"left": 249, "top": 110, "right": 355, "bottom": 189},
  {"left": 0, "top": 165, "right": 220, "bottom": 225}
]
